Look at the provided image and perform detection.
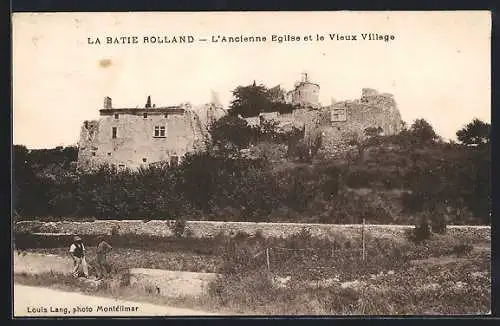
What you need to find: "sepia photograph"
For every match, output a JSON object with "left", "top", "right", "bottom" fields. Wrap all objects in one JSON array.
[{"left": 12, "top": 11, "right": 491, "bottom": 316}]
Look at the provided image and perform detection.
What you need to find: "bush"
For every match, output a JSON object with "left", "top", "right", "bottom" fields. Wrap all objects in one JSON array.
[
  {"left": 119, "top": 269, "right": 131, "bottom": 287},
  {"left": 171, "top": 220, "right": 187, "bottom": 237},
  {"left": 431, "top": 216, "right": 447, "bottom": 234},
  {"left": 407, "top": 220, "right": 432, "bottom": 243},
  {"left": 452, "top": 244, "right": 474, "bottom": 257}
]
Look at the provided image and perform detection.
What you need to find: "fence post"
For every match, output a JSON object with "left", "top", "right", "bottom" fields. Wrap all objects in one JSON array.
[
  {"left": 362, "top": 219, "right": 366, "bottom": 261},
  {"left": 266, "top": 247, "right": 271, "bottom": 273}
]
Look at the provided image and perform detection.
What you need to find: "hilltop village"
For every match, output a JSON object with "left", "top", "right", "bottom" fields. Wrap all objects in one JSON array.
[{"left": 77, "top": 74, "right": 402, "bottom": 171}]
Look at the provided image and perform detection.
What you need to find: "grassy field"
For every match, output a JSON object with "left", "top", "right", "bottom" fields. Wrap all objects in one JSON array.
[{"left": 13, "top": 226, "right": 491, "bottom": 315}]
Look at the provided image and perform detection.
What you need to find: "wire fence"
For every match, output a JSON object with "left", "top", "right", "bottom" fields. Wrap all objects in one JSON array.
[{"left": 258, "top": 219, "right": 367, "bottom": 277}]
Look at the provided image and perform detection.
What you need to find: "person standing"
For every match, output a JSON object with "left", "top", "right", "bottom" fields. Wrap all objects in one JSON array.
[
  {"left": 95, "top": 236, "right": 113, "bottom": 280},
  {"left": 70, "top": 235, "right": 89, "bottom": 278}
]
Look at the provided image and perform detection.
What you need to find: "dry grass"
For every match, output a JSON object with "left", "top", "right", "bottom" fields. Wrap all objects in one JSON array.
[
  {"left": 13, "top": 227, "right": 491, "bottom": 315},
  {"left": 206, "top": 230, "right": 491, "bottom": 315}
]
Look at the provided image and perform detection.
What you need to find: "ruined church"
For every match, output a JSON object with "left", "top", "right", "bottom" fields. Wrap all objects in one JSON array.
[{"left": 244, "top": 73, "right": 403, "bottom": 156}]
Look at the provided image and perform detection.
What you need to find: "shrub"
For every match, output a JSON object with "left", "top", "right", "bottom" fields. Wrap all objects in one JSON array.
[
  {"left": 208, "top": 269, "right": 276, "bottom": 308},
  {"left": 171, "top": 220, "right": 187, "bottom": 237},
  {"left": 254, "top": 229, "right": 265, "bottom": 240},
  {"left": 119, "top": 269, "right": 131, "bottom": 287},
  {"left": 407, "top": 220, "right": 432, "bottom": 243},
  {"left": 452, "top": 243, "right": 474, "bottom": 257},
  {"left": 431, "top": 216, "right": 447, "bottom": 234}
]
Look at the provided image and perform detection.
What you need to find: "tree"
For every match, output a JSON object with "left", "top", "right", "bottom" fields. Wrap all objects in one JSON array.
[
  {"left": 208, "top": 114, "right": 255, "bottom": 154},
  {"left": 229, "top": 82, "right": 272, "bottom": 118},
  {"left": 456, "top": 118, "right": 491, "bottom": 146},
  {"left": 409, "top": 119, "right": 439, "bottom": 143},
  {"left": 28, "top": 146, "right": 78, "bottom": 167}
]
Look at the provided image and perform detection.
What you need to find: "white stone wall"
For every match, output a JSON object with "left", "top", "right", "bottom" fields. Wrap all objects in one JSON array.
[
  {"left": 77, "top": 109, "right": 206, "bottom": 170},
  {"left": 77, "top": 120, "right": 101, "bottom": 170},
  {"left": 15, "top": 220, "right": 491, "bottom": 243}
]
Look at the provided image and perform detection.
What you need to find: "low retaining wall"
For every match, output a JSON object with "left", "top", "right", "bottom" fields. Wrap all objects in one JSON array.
[
  {"left": 128, "top": 268, "right": 218, "bottom": 299},
  {"left": 15, "top": 220, "right": 491, "bottom": 242}
]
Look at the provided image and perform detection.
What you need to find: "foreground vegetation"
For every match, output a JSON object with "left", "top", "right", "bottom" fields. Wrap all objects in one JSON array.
[
  {"left": 207, "top": 229, "right": 490, "bottom": 314},
  {"left": 14, "top": 226, "right": 491, "bottom": 315}
]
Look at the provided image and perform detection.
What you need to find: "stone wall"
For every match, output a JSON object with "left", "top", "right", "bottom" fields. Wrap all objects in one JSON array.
[
  {"left": 300, "top": 88, "right": 402, "bottom": 158},
  {"left": 193, "top": 103, "right": 227, "bottom": 131},
  {"left": 77, "top": 120, "right": 100, "bottom": 170},
  {"left": 15, "top": 220, "right": 491, "bottom": 242},
  {"left": 242, "top": 88, "right": 402, "bottom": 158},
  {"left": 77, "top": 104, "right": 207, "bottom": 171},
  {"left": 331, "top": 91, "right": 399, "bottom": 133},
  {"left": 245, "top": 110, "right": 308, "bottom": 131}
]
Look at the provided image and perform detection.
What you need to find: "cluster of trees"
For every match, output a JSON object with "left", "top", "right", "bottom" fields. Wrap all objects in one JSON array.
[
  {"left": 12, "top": 114, "right": 490, "bottom": 225},
  {"left": 13, "top": 146, "right": 79, "bottom": 218},
  {"left": 208, "top": 114, "right": 305, "bottom": 157}
]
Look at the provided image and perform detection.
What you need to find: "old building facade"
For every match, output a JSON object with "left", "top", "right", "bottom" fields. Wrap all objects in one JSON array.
[
  {"left": 77, "top": 74, "right": 403, "bottom": 171},
  {"left": 77, "top": 96, "right": 211, "bottom": 171}
]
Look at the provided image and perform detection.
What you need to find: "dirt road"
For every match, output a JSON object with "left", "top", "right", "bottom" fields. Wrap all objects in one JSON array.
[
  {"left": 14, "top": 251, "right": 72, "bottom": 275},
  {"left": 14, "top": 284, "right": 218, "bottom": 317}
]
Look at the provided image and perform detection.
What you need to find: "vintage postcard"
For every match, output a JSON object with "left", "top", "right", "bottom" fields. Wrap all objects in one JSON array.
[{"left": 12, "top": 11, "right": 491, "bottom": 317}]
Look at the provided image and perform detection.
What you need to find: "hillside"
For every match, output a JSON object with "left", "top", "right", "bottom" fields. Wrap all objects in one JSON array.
[{"left": 12, "top": 122, "right": 490, "bottom": 226}]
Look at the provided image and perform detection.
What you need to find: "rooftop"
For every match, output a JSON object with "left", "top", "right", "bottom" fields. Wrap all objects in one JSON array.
[{"left": 99, "top": 106, "right": 186, "bottom": 114}]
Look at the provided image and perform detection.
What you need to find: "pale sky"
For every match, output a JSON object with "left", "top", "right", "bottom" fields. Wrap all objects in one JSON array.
[{"left": 13, "top": 11, "right": 491, "bottom": 149}]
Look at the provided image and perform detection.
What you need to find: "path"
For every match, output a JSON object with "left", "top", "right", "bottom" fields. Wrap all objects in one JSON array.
[
  {"left": 13, "top": 284, "right": 219, "bottom": 317},
  {"left": 14, "top": 251, "right": 73, "bottom": 275}
]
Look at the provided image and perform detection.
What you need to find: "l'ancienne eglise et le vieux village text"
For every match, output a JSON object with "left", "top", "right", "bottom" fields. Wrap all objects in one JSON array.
[{"left": 87, "top": 33, "right": 396, "bottom": 45}]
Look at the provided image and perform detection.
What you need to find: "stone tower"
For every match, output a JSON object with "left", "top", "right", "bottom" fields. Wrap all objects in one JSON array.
[
  {"left": 291, "top": 73, "right": 320, "bottom": 108},
  {"left": 104, "top": 96, "right": 112, "bottom": 109}
]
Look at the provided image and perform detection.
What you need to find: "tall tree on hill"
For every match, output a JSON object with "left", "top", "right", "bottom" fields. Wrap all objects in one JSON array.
[
  {"left": 409, "top": 119, "right": 439, "bottom": 143},
  {"left": 229, "top": 81, "right": 272, "bottom": 118},
  {"left": 456, "top": 118, "right": 491, "bottom": 146}
]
